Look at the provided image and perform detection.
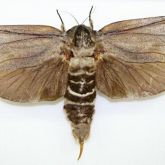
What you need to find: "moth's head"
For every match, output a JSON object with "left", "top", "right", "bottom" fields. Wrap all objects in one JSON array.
[
  {"left": 57, "top": 7, "right": 97, "bottom": 57},
  {"left": 67, "top": 25, "right": 96, "bottom": 48},
  {"left": 66, "top": 25, "right": 96, "bottom": 57}
]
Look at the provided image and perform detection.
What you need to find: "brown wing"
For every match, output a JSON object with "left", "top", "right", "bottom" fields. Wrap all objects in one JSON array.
[
  {"left": 0, "top": 25, "right": 68, "bottom": 102},
  {"left": 96, "top": 16, "right": 165, "bottom": 99}
]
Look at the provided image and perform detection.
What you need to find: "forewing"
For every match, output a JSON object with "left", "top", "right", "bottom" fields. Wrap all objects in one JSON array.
[
  {"left": 0, "top": 25, "right": 68, "bottom": 102},
  {"left": 96, "top": 16, "right": 165, "bottom": 99}
]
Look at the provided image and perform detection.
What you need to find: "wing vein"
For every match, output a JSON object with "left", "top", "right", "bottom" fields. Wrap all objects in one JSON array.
[{"left": 104, "top": 19, "right": 165, "bottom": 34}]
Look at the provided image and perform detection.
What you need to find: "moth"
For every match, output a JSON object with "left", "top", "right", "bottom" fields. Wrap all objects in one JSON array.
[{"left": 0, "top": 6, "right": 165, "bottom": 159}]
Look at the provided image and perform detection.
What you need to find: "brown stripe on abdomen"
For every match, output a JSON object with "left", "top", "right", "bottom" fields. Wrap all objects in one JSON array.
[
  {"left": 64, "top": 57, "right": 96, "bottom": 142},
  {"left": 64, "top": 104, "right": 94, "bottom": 125},
  {"left": 64, "top": 71, "right": 96, "bottom": 124}
]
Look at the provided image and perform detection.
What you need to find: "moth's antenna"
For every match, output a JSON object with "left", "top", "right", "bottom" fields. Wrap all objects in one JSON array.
[
  {"left": 77, "top": 140, "right": 84, "bottom": 160},
  {"left": 81, "top": 17, "right": 88, "bottom": 25},
  {"left": 89, "top": 6, "right": 94, "bottom": 29},
  {"left": 81, "top": 6, "right": 94, "bottom": 29},
  {"left": 56, "top": 9, "right": 65, "bottom": 32},
  {"left": 63, "top": 11, "right": 79, "bottom": 25}
]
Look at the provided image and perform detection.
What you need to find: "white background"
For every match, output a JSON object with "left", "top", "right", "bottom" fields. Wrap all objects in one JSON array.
[{"left": 0, "top": 0, "right": 165, "bottom": 165}]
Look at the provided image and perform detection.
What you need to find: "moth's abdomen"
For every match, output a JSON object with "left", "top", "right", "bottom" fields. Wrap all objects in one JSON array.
[{"left": 64, "top": 57, "right": 96, "bottom": 142}]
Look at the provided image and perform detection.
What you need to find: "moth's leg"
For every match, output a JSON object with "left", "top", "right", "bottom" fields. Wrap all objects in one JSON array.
[
  {"left": 60, "top": 47, "right": 73, "bottom": 62},
  {"left": 94, "top": 43, "right": 105, "bottom": 61}
]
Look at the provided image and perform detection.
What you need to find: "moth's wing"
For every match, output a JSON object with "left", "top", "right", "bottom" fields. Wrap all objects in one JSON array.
[
  {"left": 0, "top": 25, "right": 69, "bottom": 102},
  {"left": 96, "top": 16, "right": 165, "bottom": 99}
]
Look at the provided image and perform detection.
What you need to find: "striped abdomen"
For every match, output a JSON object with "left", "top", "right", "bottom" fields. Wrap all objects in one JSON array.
[{"left": 64, "top": 57, "right": 96, "bottom": 142}]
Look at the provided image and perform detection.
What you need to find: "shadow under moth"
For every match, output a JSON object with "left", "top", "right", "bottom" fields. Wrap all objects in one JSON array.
[{"left": 0, "top": 7, "right": 165, "bottom": 159}]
